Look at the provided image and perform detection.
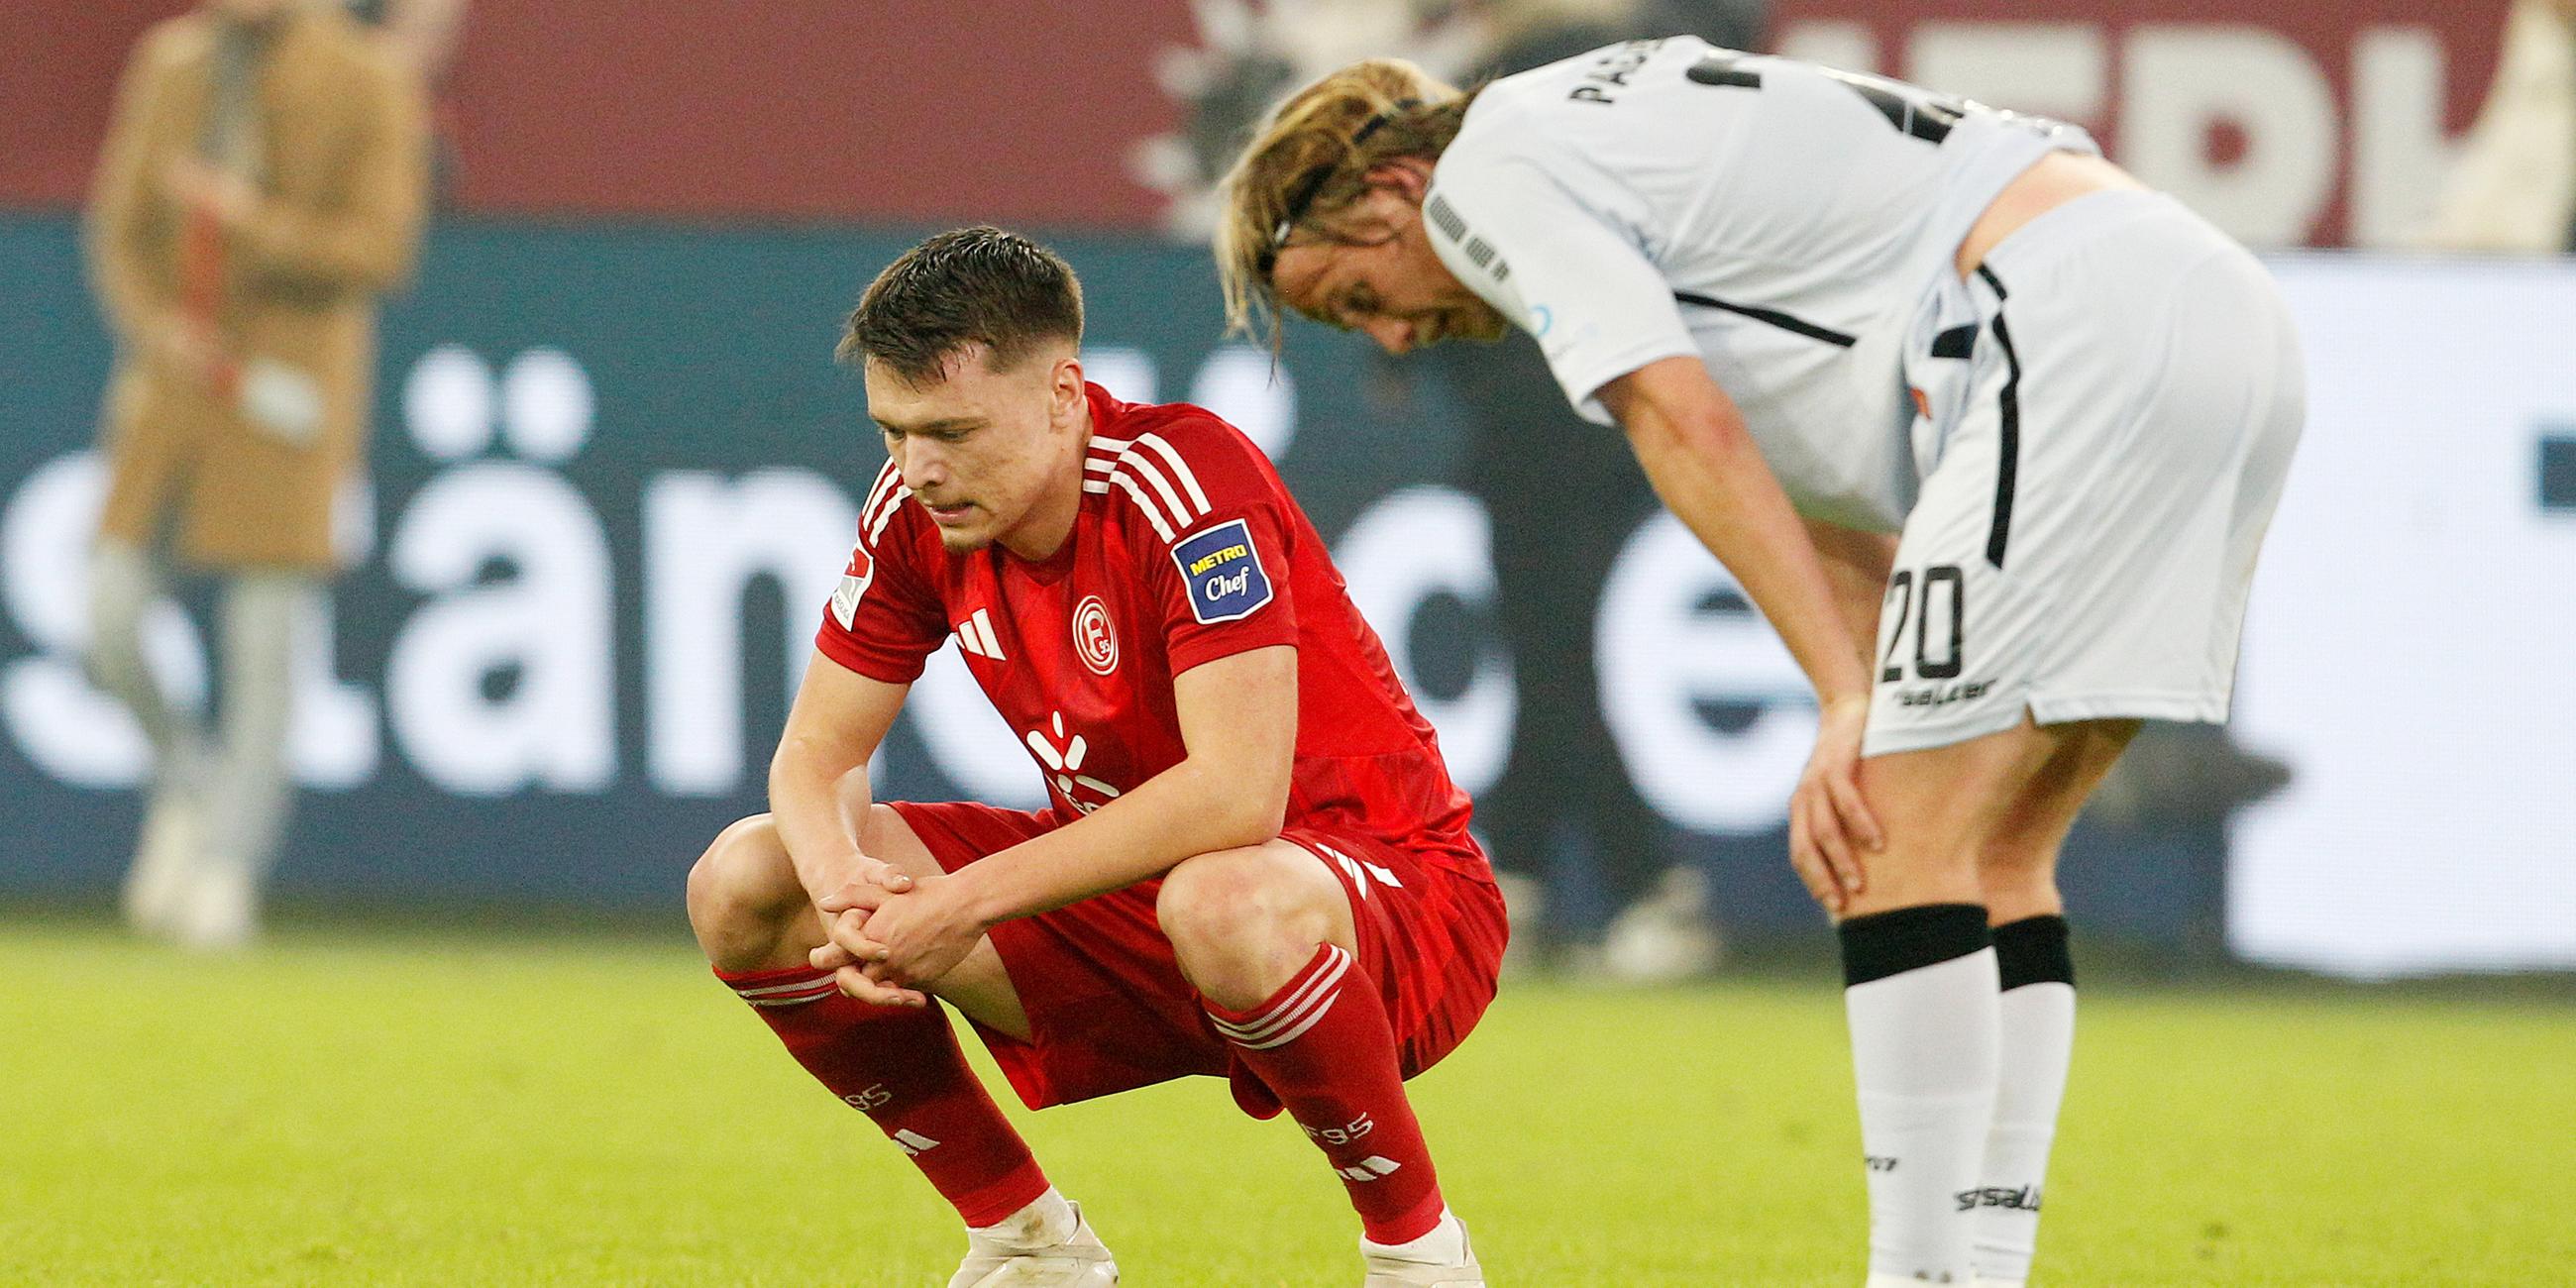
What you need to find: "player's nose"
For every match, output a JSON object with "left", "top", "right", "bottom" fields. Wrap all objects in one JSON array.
[
  {"left": 1359, "top": 317, "right": 1413, "bottom": 355},
  {"left": 895, "top": 444, "right": 948, "bottom": 489}
]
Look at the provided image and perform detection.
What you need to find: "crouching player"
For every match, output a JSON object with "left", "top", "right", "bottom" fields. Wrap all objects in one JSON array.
[{"left": 686, "top": 227, "right": 1505, "bottom": 1287}]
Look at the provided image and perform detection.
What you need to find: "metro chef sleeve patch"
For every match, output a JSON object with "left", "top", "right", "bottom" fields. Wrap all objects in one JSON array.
[{"left": 1169, "top": 518, "right": 1274, "bottom": 625}]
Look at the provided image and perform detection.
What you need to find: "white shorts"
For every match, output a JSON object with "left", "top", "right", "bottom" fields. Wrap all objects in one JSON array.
[{"left": 1864, "top": 189, "right": 2306, "bottom": 757}]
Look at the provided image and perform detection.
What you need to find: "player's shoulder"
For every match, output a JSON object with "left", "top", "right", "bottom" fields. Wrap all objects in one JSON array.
[
  {"left": 1436, "top": 66, "right": 1605, "bottom": 206},
  {"left": 133, "top": 14, "right": 216, "bottom": 72},
  {"left": 1084, "top": 388, "right": 1284, "bottom": 544},
  {"left": 1459, "top": 35, "right": 1721, "bottom": 145},
  {"left": 852, "top": 457, "right": 924, "bottom": 554}
]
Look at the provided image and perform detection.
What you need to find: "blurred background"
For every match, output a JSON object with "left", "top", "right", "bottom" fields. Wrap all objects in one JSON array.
[{"left": 2, "top": 0, "right": 2571, "bottom": 982}]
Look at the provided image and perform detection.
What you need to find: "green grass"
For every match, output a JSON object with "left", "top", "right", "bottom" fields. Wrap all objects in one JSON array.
[{"left": 2, "top": 915, "right": 2569, "bottom": 1286}]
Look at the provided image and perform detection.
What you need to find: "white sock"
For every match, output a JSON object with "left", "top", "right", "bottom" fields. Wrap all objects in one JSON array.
[
  {"left": 1843, "top": 905, "right": 1999, "bottom": 1285},
  {"left": 1975, "top": 914, "right": 2079, "bottom": 1285},
  {"left": 1361, "top": 1208, "right": 1465, "bottom": 1263},
  {"left": 972, "top": 1185, "right": 1075, "bottom": 1247}
]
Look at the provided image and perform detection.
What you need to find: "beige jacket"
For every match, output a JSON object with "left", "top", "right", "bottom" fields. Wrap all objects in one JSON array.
[
  {"left": 2420, "top": 0, "right": 2576, "bottom": 254},
  {"left": 87, "top": 4, "right": 427, "bottom": 570}
]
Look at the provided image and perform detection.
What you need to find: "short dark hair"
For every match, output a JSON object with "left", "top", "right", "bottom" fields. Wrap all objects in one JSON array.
[{"left": 839, "top": 226, "right": 1085, "bottom": 382}]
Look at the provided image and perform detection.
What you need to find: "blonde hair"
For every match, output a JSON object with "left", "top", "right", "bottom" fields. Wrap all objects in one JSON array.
[{"left": 1214, "top": 58, "right": 1472, "bottom": 345}]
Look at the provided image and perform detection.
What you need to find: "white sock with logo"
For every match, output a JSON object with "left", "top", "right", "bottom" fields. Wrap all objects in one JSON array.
[
  {"left": 972, "top": 1185, "right": 1076, "bottom": 1247},
  {"left": 1975, "top": 915, "right": 2079, "bottom": 1286},
  {"left": 1843, "top": 904, "right": 1999, "bottom": 1285}
]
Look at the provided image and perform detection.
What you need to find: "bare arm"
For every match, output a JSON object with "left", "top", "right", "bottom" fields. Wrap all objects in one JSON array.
[
  {"left": 768, "top": 649, "right": 911, "bottom": 906},
  {"left": 1804, "top": 515, "right": 1899, "bottom": 679},
  {"left": 815, "top": 644, "right": 1299, "bottom": 994},
  {"left": 1599, "top": 357, "right": 1874, "bottom": 709},
  {"left": 948, "top": 643, "right": 1297, "bottom": 924},
  {"left": 1598, "top": 355, "right": 1885, "bottom": 912}
]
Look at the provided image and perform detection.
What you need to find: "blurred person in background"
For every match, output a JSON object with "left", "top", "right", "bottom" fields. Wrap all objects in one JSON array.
[
  {"left": 2421, "top": 0, "right": 2576, "bottom": 253},
  {"left": 1219, "top": 37, "right": 2301, "bottom": 1287},
  {"left": 85, "top": 0, "right": 428, "bottom": 948}
]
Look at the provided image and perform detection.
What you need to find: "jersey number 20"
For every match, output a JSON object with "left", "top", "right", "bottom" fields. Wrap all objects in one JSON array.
[{"left": 1880, "top": 565, "right": 1966, "bottom": 683}]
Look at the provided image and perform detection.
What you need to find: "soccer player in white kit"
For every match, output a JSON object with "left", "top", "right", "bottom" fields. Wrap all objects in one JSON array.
[{"left": 1213, "top": 38, "right": 2304, "bottom": 1286}]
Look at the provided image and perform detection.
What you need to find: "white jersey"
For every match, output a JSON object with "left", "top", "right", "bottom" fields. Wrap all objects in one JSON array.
[{"left": 1426, "top": 37, "right": 2097, "bottom": 531}]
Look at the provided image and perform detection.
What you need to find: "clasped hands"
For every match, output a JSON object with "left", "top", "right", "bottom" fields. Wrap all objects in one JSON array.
[{"left": 808, "top": 860, "right": 983, "bottom": 1009}]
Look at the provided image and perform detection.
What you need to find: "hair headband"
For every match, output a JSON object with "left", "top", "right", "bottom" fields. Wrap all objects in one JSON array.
[{"left": 1261, "top": 98, "right": 1423, "bottom": 274}]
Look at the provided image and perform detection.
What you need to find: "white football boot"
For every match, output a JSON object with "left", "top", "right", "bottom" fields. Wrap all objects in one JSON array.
[
  {"left": 120, "top": 789, "right": 204, "bottom": 937},
  {"left": 1600, "top": 867, "right": 1725, "bottom": 983},
  {"left": 947, "top": 1190, "right": 1117, "bottom": 1287},
  {"left": 165, "top": 851, "right": 259, "bottom": 952},
  {"left": 1360, "top": 1210, "right": 1483, "bottom": 1286}
]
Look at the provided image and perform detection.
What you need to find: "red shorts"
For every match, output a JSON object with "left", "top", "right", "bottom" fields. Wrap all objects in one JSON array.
[{"left": 887, "top": 801, "right": 1509, "bottom": 1114}]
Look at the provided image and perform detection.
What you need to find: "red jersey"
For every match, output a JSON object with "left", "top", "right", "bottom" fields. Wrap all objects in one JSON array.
[{"left": 815, "top": 384, "right": 1484, "bottom": 868}]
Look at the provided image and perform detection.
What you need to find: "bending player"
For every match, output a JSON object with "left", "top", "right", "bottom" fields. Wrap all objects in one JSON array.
[
  {"left": 1215, "top": 39, "right": 2304, "bottom": 1287},
  {"left": 686, "top": 227, "right": 1503, "bottom": 1287}
]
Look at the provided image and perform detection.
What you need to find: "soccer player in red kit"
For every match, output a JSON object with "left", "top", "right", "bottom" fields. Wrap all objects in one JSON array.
[{"left": 684, "top": 227, "right": 1505, "bottom": 1287}]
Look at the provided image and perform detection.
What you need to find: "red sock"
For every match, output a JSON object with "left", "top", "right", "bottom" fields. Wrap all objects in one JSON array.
[
  {"left": 1204, "top": 943, "right": 1446, "bottom": 1244},
  {"left": 718, "top": 965, "right": 1047, "bottom": 1227}
]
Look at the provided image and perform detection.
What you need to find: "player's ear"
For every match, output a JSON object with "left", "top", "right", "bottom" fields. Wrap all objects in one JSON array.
[
  {"left": 1049, "top": 351, "right": 1086, "bottom": 422},
  {"left": 1362, "top": 159, "right": 1431, "bottom": 205}
]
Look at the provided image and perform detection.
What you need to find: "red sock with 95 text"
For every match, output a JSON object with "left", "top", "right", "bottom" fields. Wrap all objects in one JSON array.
[
  {"left": 1204, "top": 943, "right": 1446, "bottom": 1244},
  {"left": 718, "top": 964, "right": 1048, "bottom": 1228}
]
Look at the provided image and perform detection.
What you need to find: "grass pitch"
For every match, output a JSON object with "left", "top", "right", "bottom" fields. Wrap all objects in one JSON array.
[{"left": 2, "top": 914, "right": 2568, "bottom": 1286}]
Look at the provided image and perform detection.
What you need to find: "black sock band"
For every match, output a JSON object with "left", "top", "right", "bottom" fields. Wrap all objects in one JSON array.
[
  {"left": 1839, "top": 903, "right": 1990, "bottom": 988},
  {"left": 1992, "top": 913, "right": 2075, "bottom": 991}
]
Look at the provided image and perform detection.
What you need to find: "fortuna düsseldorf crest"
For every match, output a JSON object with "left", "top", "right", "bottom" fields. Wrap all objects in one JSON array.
[{"left": 1072, "top": 594, "right": 1119, "bottom": 675}]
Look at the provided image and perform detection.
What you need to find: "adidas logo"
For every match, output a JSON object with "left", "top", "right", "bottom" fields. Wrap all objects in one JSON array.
[
  {"left": 892, "top": 1128, "right": 940, "bottom": 1158},
  {"left": 953, "top": 608, "right": 1005, "bottom": 660},
  {"left": 1336, "top": 1156, "right": 1403, "bottom": 1183}
]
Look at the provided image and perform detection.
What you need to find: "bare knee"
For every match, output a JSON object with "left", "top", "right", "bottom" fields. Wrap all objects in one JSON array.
[
  {"left": 1971, "top": 718, "right": 2138, "bottom": 921},
  {"left": 1977, "top": 853, "right": 2063, "bottom": 924},
  {"left": 1156, "top": 844, "right": 1348, "bottom": 1011},
  {"left": 686, "top": 814, "right": 811, "bottom": 972},
  {"left": 1844, "top": 721, "right": 2078, "bottom": 917}
]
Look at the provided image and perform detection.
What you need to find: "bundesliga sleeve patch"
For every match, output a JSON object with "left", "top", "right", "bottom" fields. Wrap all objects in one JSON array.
[
  {"left": 1170, "top": 518, "right": 1274, "bottom": 625},
  {"left": 829, "top": 542, "right": 875, "bottom": 630}
]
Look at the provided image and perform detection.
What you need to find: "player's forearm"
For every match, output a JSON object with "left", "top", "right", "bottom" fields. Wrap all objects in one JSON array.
[
  {"left": 1804, "top": 516, "right": 1899, "bottom": 679},
  {"left": 1625, "top": 401, "right": 1873, "bottom": 707},
  {"left": 948, "top": 759, "right": 1281, "bottom": 925},
  {"left": 766, "top": 737, "right": 874, "bottom": 903}
]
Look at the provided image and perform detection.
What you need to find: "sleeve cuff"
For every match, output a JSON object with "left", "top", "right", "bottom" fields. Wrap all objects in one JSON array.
[
  {"left": 813, "top": 624, "right": 929, "bottom": 686},
  {"left": 1562, "top": 338, "right": 1706, "bottom": 427},
  {"left": 1167, "top": 627, "right": 1299, "bottom": 678}
]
